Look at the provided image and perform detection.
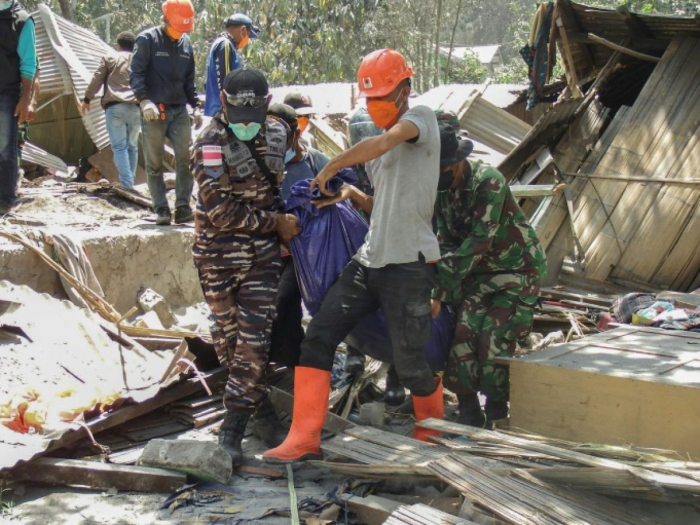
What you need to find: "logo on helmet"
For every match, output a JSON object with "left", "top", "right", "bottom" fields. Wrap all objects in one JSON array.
[{"left": 362, "top": 78, "right": 373, "bottom": 89}]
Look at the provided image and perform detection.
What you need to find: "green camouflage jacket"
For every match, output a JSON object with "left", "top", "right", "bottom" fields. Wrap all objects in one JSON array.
[{"left": 433, "top": 160, "right": 546, "bottom": 304}]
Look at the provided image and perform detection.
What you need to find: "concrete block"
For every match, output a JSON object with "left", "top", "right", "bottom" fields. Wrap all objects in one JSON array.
[
  {"left": 139, "top": 439, "right": 232, "bottom": 483},
  {"left": 138, "top": 288, "right": 178, "bottom": 329}
]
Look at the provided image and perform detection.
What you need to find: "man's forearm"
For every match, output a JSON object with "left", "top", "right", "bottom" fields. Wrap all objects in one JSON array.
[{"left": 348, "top": 186, "right": 374, "bottom": 215}]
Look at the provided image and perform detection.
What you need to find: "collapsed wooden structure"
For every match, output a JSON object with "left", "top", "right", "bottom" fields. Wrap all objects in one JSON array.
[{"left": 500, "top": 1, "right": 700, "bottom": 293}]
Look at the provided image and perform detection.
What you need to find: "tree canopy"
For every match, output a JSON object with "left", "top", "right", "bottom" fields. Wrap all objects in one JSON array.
[{"left": 21, "top": 0, "right": 698, "bottom": 90}]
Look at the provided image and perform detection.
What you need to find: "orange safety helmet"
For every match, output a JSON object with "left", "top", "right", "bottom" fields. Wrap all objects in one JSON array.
[
  {"left": 357, "top": 49, "right": 414, "bottom": 98},
  {"left": 162, "top": 0, "right": 195, "bottom": 33}
]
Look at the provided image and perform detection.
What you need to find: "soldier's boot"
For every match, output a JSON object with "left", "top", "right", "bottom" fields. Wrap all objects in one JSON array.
[
  {"left": 253, "top": 397, "right": 287, "bottom": 448},
  {"left": 485, "top": 397, "right": 509, "bottom": 428},
  {"left": 412, "top": 377, "right": 444, "bottom": 442},
  {"left": 219, "top": 410, "right": 250, "bottom": 467},
  {"left": 155, "top": 206, "right": 171, "bottom": 226},
  {"left": 384, "top": 365, "right": 406, "bottom": 406},
  {"left": 263, "top": 367, "right": 330, "bottom": 463},
  {"left": 174, "top": 205, "right": 194, "bottom": 224},
  {"left": 344, "top": 346, "right": 365, "bottom": 375},
  {"left": 456, "top": 393, "right": 487, "bottom": 428}
]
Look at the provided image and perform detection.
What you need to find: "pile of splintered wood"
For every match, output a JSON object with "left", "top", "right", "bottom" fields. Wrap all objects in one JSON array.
[{"left": 313, "top": 419, "right": 700, "bottom": 525}]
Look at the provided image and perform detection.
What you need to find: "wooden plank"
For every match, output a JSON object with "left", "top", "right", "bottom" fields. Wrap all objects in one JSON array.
[
  {"left": 385, "top": 503, "right": 477, "bottom": 525},
  {"left": 237, "top": 465, "right": 284, "bottom": 479},
  {"left": 587, "top": 33, "right": 661, "bottom": 62},
  {"left": 509, "top": 184, "right": 564, "bottom": 198},
  {"left": 10, "top": 457, "right": 186, "bottom": 493},
  {"left": 341, "top": 494, "right": 403, "bottom": 525},
  {"left": 429, "top": 454, "right": 648, "bottom": 525},
  {"left": 307, "top": 460, "right": 433, "bottom": 478}
]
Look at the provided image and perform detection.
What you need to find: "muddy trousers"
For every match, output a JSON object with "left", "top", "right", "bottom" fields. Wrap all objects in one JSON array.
[
  {"left": 445, "top": 271, "right": 541, "bottom": 402},
  {"left": 299, "top": 259, "right": 437, "bottom": 397},
  {"left": 199, "top": 258, "right": 282, "bottom": 413}
]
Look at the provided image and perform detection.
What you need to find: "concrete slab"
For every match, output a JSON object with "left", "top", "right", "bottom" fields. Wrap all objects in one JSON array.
[{"left": 139, "top": 439, "right": 232, "bottom": 484}]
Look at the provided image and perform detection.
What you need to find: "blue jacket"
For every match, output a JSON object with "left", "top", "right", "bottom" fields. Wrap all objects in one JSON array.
[
  {"left": 130, "top": 26, "right": 198, "bottom": 107},
  {"left": 204, "top": 33, "right": 241, "bottom": 117}
]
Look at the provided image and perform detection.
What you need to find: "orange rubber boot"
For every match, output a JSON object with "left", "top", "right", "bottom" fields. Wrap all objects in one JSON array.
[
  {"left": 412, "top": 377, "right": 444, "bottom": 442},
  {"left": 263, "top": 367, "right": 331, "bottom": 463}
]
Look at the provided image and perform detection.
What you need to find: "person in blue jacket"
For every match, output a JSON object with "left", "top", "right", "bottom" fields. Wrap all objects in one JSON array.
[
  {"left": 0, "top": 0, "right": 37, "bottom": 215},
  {"left": 130, "top": 0, "right": 202, "bottom": 226},
  {"left": 204, "top": 13, "right": 259, "bottom": 117}
]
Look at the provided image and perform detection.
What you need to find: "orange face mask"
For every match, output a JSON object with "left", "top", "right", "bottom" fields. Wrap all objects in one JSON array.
[
  {"left": 165, "top": 26, "right": 183, "bottom": 40},
  {"left": 297, "top": 116, "right": 310, "bottom": 133},
  {"left": 237, "top": 35, "right": 250, "bottom": 49},
  {"left": 367, "top": 91, "right": 404, "bottom": 129}
]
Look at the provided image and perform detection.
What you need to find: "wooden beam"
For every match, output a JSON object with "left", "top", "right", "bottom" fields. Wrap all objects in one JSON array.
[
  {"left": 588, "top": 33, "right": 661, "bottom": 62},
  {"left": 557, "top": 0, "right": 597, "bottom": 71},
  {"left": 564, "top": 171, "right": 700, "bottom": 184},
  {"left": 566, "top": 31, "right": 669, "bottom": 50},
  {"left": 111, "top": 186, "right": 152, "bottom": 208},
  {"left": 10, "top": 457, "right": 186, "bottom": 493},
  {"left": 509, "top": 184, "right": 566, "bottom": 198},
  {"left": 556, "top": 17, "right": 584, "bottom": 98}
]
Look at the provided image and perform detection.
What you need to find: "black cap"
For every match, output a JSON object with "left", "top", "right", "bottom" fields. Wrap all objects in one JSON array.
[
  {"left": 222, "top": 68, "right": 269, "bottom": 124},
  {"left": 283, "top": 92, "right": 316, "bottom": 116},
  {"left": 225, "top": 13, "right": 260, "bottom": 38},
  {"left": 439, "top": 122, "right": 473, "bottom": 169},
  {"left": 268, "top": 103, "right": 298, "bottom": 129}
]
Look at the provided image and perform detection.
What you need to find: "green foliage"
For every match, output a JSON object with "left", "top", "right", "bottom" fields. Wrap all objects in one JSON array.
[{"left": 19, "top": 0, "right": 700, "bottom": 92}]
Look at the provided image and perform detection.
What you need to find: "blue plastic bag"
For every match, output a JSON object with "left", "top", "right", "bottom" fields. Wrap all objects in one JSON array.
[
  {"left": 286, "top": 174, "right": 452, "bottom": 371},
  {"left": 286, "top": 170, "right": 366, "bottom": 315}
]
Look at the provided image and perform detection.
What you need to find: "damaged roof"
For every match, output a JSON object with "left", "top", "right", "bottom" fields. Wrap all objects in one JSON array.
[
  {"left": 557, "top": 0, "right": 700, "bottom": 83},
  {"left": 33, "top": 4, "right": 113, "bottom": 152}
]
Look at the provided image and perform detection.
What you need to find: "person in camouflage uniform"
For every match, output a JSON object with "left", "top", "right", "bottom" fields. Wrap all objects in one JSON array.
[
  {"left": 432, "top": 123, "right": 546, "bottom": 427},
  {"left": 192, "top": 68, "right": 301, "bottom": 466}
]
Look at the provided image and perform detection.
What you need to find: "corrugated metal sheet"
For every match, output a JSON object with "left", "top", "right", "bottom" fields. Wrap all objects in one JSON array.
[
  {"left": 463, "top": 96, "right": 532, "bottom": 155},
  {"left": 21, "top": 142, "right": 69, "bottom": 173},
  {"left": 269, "top": 83, "right": 356, "bottom": 116},
  {"left": 414, "top": 83, "right": 526, "bottom": 110},
  {"left": 34, "top": 5, "right": 112, "bottom": 151}
]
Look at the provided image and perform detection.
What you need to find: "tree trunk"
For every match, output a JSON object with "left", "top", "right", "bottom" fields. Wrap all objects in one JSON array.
[
  {"left": 57, "top": 0, "right": 77, "bottom": 21},
  {"left": 445, "top": 0, "right": 464, "bottom": 83},
  {"left": 433, "top": 0, "right": 443, "bottom": 87}
]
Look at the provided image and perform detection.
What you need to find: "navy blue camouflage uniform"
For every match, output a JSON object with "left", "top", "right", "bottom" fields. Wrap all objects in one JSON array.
[{"left": 192, "top": 116, "right": 288, "bottom": 413}]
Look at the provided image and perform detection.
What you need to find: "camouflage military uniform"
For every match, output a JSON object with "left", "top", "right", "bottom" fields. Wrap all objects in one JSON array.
[
  {"left": 192, "top": 116, "right": 288, "bottom": 413},
  {"left": 434, "top": 160, "right": 547, "bottom": 401}
]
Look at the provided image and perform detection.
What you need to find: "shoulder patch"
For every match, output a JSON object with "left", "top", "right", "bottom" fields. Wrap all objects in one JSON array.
[
  {"left": 202, "top": 145, "right": 223, "bottom": 167},
  {"left": 205, "top": 167, "right": 224, "bottom": 179}
]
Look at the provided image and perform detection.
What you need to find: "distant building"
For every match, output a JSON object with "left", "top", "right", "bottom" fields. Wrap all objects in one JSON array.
[{"left": 439, "top": 45, "right": 503, "bottom": 72}]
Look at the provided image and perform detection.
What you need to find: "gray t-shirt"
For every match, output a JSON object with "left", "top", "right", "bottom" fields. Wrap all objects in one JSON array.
[{"left": 355, "top": 105, "right": 441, "bottom": 268}]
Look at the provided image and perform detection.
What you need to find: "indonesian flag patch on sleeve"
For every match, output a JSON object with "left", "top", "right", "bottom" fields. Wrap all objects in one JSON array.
[{"left": 202, "top": 145, "right": 223, "bottom": 166}]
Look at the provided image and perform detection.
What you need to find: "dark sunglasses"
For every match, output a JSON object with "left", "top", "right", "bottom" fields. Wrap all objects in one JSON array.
[{"left": 223, "top": 91, "right": 267, "bottom": 108}]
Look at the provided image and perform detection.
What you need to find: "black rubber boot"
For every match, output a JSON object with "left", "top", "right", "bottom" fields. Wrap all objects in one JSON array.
[
  {"left": 253, "top": 398, "right": 287, "bottom": 448},
  {"left": 485, "top": 398, "right": 509, "bottom": 427},
  {"left": 155, "top": 207, "right": 171, "bottom": 226},
  {"left": 456, "top": 393, "right": 487, "bottom": 428},
  {"left": 218, "top": 411, "right": 250, "bottom": 467},
  {"left": 344, "top": 346, "right": 366, "bottom": 375},
  {"left": 384, "top": 365, "right": 406, "bottom": 406}
]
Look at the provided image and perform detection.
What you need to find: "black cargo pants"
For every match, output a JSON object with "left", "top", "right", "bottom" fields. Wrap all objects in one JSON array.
[{"left": 299, "top": 258, "right": 437, "bottom": 397}]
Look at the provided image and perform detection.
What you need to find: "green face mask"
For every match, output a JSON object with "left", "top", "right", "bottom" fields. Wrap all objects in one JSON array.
[{"left": 228, "top": 122, "right": 261, "bottom": 142}]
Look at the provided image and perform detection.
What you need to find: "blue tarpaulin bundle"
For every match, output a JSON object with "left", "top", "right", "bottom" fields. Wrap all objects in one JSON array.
[{"left": 286, "top": 174, "right": 452, "bottom": 371}]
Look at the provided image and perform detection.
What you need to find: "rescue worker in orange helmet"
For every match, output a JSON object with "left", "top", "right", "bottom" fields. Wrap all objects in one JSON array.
[
  {"left": 130, "top": 0, "right": 202, "bottom": 225},
  {"left": 264, "top": 49, "right": 445, "bottom": 464}
]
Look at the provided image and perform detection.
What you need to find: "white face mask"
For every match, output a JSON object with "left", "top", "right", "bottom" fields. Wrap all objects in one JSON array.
[{"left": 0, "top": 1, "right": 14, "bottom": 10}]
